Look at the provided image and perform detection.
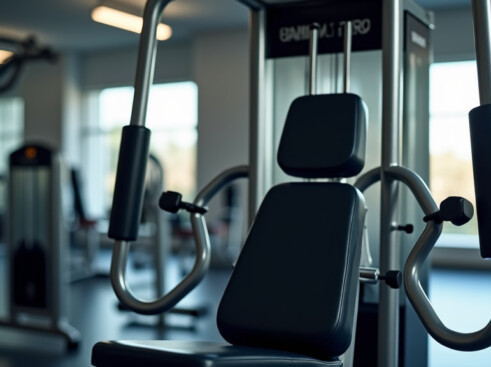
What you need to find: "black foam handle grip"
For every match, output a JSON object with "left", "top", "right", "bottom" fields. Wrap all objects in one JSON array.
[
  {"left": 469, "top": 104, "right": 491, "bottom": 259},
  {"left": 108, "top": 125, "right": 151, "bottom": 241}
]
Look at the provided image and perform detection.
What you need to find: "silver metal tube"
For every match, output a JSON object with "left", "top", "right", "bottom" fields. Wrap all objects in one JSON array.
[
  {"left": 371, "top": 164, "right": 491, "bottom": 351},
  {"left": 379, "top": 0, "right": 403, "bottom": 366},
  {"left": 359, "top": 267, "right": 380, "bottom": 284},
  {"left": 110, "top": 0, "right": 198, "bottom": 315},
  {"left": 110, "top": 165, "right": 249, "bottom": 315},
  {"left": 354, "top": 167, "right": 381, "bottom": 192},
  {"left": 248, "top": 8, "right": 267, "bottom": 226},
  {"left": 405, "top": 220, "right": 491, "bottom": 351},
  {"left": 343, "top": 21, "right": 352, "bottom": 94},
  {"left": 472, "top": 0, "right": 491, "bottom": 105},
  {"left": 308, "top": 24, "right": 319, "bottom": 95},
  {"left": 194, "top": 165, "right": 249, "bottom": 207},
  {"left": 129, "top": 0, "right": 172, "bottom": 126},
  {"left": 386, "top": 165, "right": 438, "bottom": 215},
  {"left": 390, "top": 161, "right": 491, "bottom": 351},
  {"left": 111, "top": 235, "right": 210, "bottom": 315}
]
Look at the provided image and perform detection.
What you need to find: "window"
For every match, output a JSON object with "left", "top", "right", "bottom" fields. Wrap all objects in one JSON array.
[
  {"left": 82, "top": 82, "right": 198, "bottom": 219},
  {"left": 429, "top": 61, "right": 479, "bottom": 244},
  {"left": 0, "top": 97, "right": 24, "bottom": 215},
  {"left": 0, "top": 97, "right": 24, "bottom": 174}
]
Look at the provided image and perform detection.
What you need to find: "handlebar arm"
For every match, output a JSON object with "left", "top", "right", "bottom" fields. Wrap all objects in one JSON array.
[
  {"left": 385, "top": 164, "right": 491, "bottom": 351},
  {"left": 111, "top": 165, "right": 249, "bottom": 315},
  {"left": 404, "top": 219, "right": 491, "bottom": 351},
  {"left": 193, "top": 165, "right": 250, "bottom": 208},
  {"left": 110, "top": 235, "right": 210, "bottom": 315},
  {"left": 130, "top": 0, "right": 173, "bottom": 127}
]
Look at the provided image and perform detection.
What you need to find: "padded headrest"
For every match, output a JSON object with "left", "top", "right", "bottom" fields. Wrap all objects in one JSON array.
[{"left": 277, "top": 93, "right": 367, "bottom": 178}]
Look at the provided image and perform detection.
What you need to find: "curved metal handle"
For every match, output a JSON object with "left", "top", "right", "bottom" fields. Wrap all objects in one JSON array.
[
  {"left": 193, "top": 165, "right": 250, "bottom": 208},
  {"left": 111, "top": 231, "right": 210, "bottom": 315},
  {"left": 111, "top": 165, "right": 249, "bottom": 315},
  {"left": 109, "top": 0, "right": 189, "bottom": 315},
  {"left": 404, "top": 220, "right": 491, "bottom": 351},
  {"left": 385, "top": 165, "right": 491, "bottom": 351}
]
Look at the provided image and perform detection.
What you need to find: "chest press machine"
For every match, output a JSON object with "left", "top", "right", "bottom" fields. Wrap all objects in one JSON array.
[{"left": 92, "top": 0, "right": 491, "bottom": 366}]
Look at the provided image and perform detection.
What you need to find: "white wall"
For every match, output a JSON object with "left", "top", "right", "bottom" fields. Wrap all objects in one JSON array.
[
  {"left": 192, "top": 30, "right": 249, "bottom": 190},
  {"left": 190, "top": 28, "right": 250, "bottom": 224}
]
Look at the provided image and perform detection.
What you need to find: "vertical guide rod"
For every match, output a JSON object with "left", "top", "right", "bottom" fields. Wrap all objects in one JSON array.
[
  {"left": 129, "top": 0, "right": 171, "bottom": 126},
  {"left": 248, "top": 8, "right": 267, "bottom": 226},
  {"left": 308, "top": 23, "right": 319, "bottom": 95},
  {"left": 379, "top": 1, "right": 403, "bottom": 367},
  {"left": 472, "top": 0, "right": 491, "bottom": 105},
  {"left": 343, "top": 21, "right": 352, "bottom": 94}
]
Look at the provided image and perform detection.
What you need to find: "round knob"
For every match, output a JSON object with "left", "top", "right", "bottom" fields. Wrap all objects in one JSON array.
[
  {"left": 440, "top": 196, "right": 474, "bottom": 226},
  {"left": 380, "top": 270, "right": 402, "bottom": 289}
]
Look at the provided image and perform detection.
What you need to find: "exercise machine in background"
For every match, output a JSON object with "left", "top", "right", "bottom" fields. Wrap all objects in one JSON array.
[
  {"left": 0, "top": 144, "right": 79, "bottom": 351},
  {"left": 70, "top": 167, "right": 104, "bottom": 281}
]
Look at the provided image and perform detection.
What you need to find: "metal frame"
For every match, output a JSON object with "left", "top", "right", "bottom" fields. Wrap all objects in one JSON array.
[
  {"left": 107, "top": 0, "right": 491, "bottom": 357},
  {"left": 248, "top": 8, "right": 268, "bottom": 224},
  {"left": 398, "top": 0, "right": 491, "bottom": 352},
  {"left": 241, "top": 1, "right": 416, "bottom": 365},
  {"left": 378, "top": 1, "right": 403, "bottom": 366},
  {"left": 0, "top": 146, "right": 80, "bottom": 350},
  {"left": 472, "top": 0, "right": 491, "bottom": 105}
]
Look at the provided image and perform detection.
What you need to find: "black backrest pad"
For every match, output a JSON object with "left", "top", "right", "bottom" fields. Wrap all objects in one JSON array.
[
  {"left": 217, "top": 182, "right": 365, "bottom": 361},
  {"left": 277, "top": 93, "right": 367, "bottom": 178}
]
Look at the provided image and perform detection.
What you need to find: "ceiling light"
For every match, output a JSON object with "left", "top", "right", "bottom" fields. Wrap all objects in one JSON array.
[
  {"left": 91, "top": 5, "right": 172, "bottom": 41},
  {"left": 0, "top": 50, "right": 14, "bottom": 64}
]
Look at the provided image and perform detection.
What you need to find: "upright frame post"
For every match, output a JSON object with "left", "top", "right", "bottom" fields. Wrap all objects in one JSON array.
[
  {"left": 248, "top": 8, "right": 268, "bottom": 225},
  {"left": 379, "top": 0, "right": 403, "bottom": 366},
  {"left": 472, "top": 0, "right": 491, "bottom": 105}
]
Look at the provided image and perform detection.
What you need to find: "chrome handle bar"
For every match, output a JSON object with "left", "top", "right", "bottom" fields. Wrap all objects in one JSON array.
[
  {"left": 356, "top": 164, "right": 491, "bottom": 351},
  {"left": 111, "top": 165, "right": 249, "bottom": 315}
]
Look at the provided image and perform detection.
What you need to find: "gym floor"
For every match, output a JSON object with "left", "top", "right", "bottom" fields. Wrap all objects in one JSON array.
[
  {"left": 0, "top": 247, "right": 231, "bottom": 367},
  {"left": 0, "top": 247, "right": 490, "bottom": 367}
]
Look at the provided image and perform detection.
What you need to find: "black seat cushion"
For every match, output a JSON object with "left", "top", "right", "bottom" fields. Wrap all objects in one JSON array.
[
  {"left": 92, "top": 340, "right": 343, "bottom": 367},
  {"left": 217, "top": 182, "right": 365, "bottom": 361},
  {"left": 277, "top": 93, "right": 367, "bottom": 179}
]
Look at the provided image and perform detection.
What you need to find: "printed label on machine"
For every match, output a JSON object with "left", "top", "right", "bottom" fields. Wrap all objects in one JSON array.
[{"left": 266, "top": 0, "right": 383, "bottom": 58}]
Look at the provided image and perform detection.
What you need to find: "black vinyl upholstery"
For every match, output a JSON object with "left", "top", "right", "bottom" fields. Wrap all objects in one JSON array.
[
  {"left": 92, "top": 92, "right": 368, "bottom": 367},
  {"left": 217, "top": 183, "right": 365, "bottom": 360},
  {"left": 92, "top": 340, "right": 344, "bottom": 367},
  {"left": 278, "top": 93, "right": 367, "bottom": 178}
]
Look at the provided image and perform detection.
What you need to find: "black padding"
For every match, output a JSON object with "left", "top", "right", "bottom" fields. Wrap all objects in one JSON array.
[
  {"left": 108, "top": 125, "right": 151, "bottom": 241},
  {"left": 217, "top": 182, "right": 365, "bottom": 361},
  {"left": 277, "top": 93, "right": 367, "bottom": 178},
  {"left": 92, "top": 340, "right": 343, "bottom": 367},
  {"left": 469, "top": 104, "right": 491, "bottom": 259}
]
